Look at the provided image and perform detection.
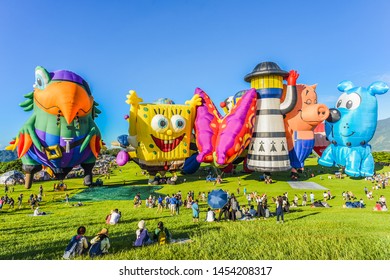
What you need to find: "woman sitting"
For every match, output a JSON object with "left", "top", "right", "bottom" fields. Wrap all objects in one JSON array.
[{"left": 134, "top": 220, "right": 153, "bottom": 247}]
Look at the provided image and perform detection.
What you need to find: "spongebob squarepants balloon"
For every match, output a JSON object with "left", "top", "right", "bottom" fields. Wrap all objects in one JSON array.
[
  {"left": 318, "top": 80, "right": 389, "bottom": 177},
  {"left": 119, "top": 90, "right": 201, "bottom": 181}
]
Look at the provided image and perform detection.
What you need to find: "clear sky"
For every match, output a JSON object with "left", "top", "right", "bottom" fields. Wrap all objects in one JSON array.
[{"left": 1, "top": 0, "right": 389, "bottom": 149}]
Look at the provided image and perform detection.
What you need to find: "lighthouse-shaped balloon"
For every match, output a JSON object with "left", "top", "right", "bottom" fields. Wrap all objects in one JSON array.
[{"left": 245, "top": 61, "right": 299, "bottom": 172}]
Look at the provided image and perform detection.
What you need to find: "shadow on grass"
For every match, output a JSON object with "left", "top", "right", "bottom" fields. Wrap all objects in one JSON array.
[{"left": 288, "top": 211, "right": 320, "bottom": 221}]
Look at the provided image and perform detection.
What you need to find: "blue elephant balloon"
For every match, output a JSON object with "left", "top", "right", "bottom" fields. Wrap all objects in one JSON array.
[{"left": 318, "top": 80, "right": 389, "bottom": 177}]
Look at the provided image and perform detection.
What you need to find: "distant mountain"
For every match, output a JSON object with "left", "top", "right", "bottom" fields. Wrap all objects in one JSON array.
[
  {"left": 0, "top": 150, "right": 17, "bottom": 162},
  {"left": 371, "top": 118, "right": 390, "bottom": 151}
]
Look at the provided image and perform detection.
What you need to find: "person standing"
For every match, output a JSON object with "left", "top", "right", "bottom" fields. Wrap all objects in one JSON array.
[
  {"left": 276, "top": 196, "right": 284, "bottom": 223},
  {"left": 18, "top": 193, "right": 23, "bottom": 209},
  {"left": 302, "top": 192, "right": 307, "bottom": 206},
  {"left": 218, "top": 201, "right": 230, "bottom": 221},
  {"left": 169, "top": 194, "right": 177, "bottom": 216},
  {"left": 175, "top": 194, "right": 181, "bottom": 215},
  {"left": 156, "top": 195, "right": 164, "bottom": 213},
  {"left": 65, "top": 193, "right": 69, "bottom": 204},
  {"left": 230, "top": 194, "right": 238, "bottom": 221},
  {"left": 310, "top": 192, "right": 315, "bottom": 204},
  {"left": 191, "top": 200, "right": 199, "bottom": 222}
]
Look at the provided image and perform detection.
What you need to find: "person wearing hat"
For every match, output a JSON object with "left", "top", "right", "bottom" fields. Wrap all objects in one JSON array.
[
  {"left": 134, "top": 220, "right": 152, "bottom": 247},
  {"left": 90, "top": 228, "right": 110, "bottom": 254}
]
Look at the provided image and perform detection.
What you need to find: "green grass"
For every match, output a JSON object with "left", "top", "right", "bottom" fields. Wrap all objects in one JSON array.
[{"left": 1, "top": 158, "right": 390, "bottom": 260}]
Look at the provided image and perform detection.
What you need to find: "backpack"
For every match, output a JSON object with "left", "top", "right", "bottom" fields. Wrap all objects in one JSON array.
[
  {"left": 63, "top": 235, "right": 80, "bottom": 259},
  {"left": 158, "top": 229, "right": 167, "bottom": 245},
  {"left": 89, "top": 238, "right": 103, "bottom": 258}
]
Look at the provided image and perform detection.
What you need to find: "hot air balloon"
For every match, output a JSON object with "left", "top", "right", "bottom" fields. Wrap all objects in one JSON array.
[
  {"left": 318, "top": 80, "right": 389, "bottom": 177},
  {"left": 7, "top": 66, "right": 102, "bottom": 188}
]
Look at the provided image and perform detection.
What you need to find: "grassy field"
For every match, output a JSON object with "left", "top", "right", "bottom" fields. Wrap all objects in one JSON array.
[{"left": 1, "top": 157, "right": 390, "bottom": 260}]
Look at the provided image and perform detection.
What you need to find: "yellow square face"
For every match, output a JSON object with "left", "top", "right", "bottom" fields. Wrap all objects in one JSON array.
[{"left": 135, "top": 103, "right": 194, "bottom": 161}]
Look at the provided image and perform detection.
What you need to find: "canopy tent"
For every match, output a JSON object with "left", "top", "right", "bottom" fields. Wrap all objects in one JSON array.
[{"left": 0, "top": 170, "right": 25, "bottom": 185}]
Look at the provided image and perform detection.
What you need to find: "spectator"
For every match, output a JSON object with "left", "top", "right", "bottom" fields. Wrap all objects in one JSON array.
[
  {"left": 292, "top": 194, "right": 299, "bottom": 207},
  {"left": 230, "top": 194, "right": 238, "bottom": 221},
  {"left": 310, "top": 192, "right": 315, "bottom": 204},
  {"left": 33, "top": 206, "right": 46, "bottom": 216},
  {"left": 134, "top": 220, "right": 153, "bottom": 247},
  {"left": 217, "top": 202, "right": 230, "bottom": 222},
  {"left": 108, "top": 209, "right": 121, "bottom": 225},
  {"left": 90, "top": 228, "right": 110, "bottom": 255},
  {"left": 17, "top": 193, "right": 23, "bottom": 209},
  {"left": 63, "top": 226, "right": 89, "bottom": 259},
  {"left": 206, "top": 208, "right": 215, "bottom": 222},
  {"left": 65, "top": 193, "right": 69, "bottom": 204},
  {"left": 302, "top": 192, "right": 307, "bottom": 206},
  {"left": 156, "top": 195, "right": 164, "bottom": 213},
  {"left": 169, "top": 194, "right": 177, "bottom": 216},
  {"left": 192, "top": 200, "right": 200, "bottom": 222},
  {"left": 152, "top": 221, "right": 171, "bottom": 244},
  {"left": 276, "top": 196, "right": 284, "bottom": 224},
  {"left": 249, "top": 205, "right": 257, "bottom": 217}
]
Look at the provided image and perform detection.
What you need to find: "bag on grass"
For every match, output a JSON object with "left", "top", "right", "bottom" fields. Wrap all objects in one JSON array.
[
  {"left": 89, "top": 239, "right": 103, "bottom": 258},
  {"left": 158, "top": 230, "right": 167, "bottom": 245},
  {"left": 63, "top": 235, "right": 80, "bottom": 259}
]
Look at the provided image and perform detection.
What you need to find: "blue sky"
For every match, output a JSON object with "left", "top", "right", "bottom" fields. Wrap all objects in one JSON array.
[{"left": 1, "top": 0, "right": 389, "bottom": 149}]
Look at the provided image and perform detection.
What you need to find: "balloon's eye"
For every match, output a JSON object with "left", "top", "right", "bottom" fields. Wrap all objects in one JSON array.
[
  {"left": 151, "top": 115, "right": 169, "bottom": 133},
  {"left": 171, "top": 115, "right": 186, "bottom": 133}
]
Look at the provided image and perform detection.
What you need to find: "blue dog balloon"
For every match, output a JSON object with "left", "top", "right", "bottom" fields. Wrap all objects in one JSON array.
[{"left": 318, "top": 80, "right": 389, "bottom": 177}]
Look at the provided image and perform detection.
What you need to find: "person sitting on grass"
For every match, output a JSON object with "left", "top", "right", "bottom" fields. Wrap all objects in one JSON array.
[
  {"left": 108, "top": 209, "right": 121, "bottom": 225},
  {"left": 33, "top": 206, "right": 46, "bottom": 216},
  {"left": 152, "top": 221, "right": 171, "bottom": 245},
  {"left": 206, "top": 208, "right": 216, "bottom": 222},
  {"left": 63, "top": 226, "right": 89, "bottom": 259},
  {"left": 134, "top": 220, "right": 153, "bottom": 247},
  {"left": 90, "top": 228, "right": 110, "bottom": 256}
]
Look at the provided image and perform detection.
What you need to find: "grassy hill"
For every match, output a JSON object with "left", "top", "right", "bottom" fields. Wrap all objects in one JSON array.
[
  {"left": 1, "top": 158, "right": 390, "bottom": 260},
  {"left": 371, "top": 117, "right": 390, "bottom": 151}
]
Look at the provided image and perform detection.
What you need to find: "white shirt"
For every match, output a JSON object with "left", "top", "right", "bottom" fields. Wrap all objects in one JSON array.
[
  {"left": 206, "top": 210, "right": 215, "bottom": 222},
  {"left": 109, "top": 212, "right": 121, "bottom": 224}
]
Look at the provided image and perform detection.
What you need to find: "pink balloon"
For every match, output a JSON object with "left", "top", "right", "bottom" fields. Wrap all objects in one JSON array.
[{"left": 116, "top": 150, "right": 129, "bottom": 166}]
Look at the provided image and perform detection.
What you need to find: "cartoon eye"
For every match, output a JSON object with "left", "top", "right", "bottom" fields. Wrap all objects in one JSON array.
[
  {"left": 336, "top": 98, "right": 343, "bottom": 108},
  {"left": 34, "top": 67, "right": 50, "bottom": 90},
  {"left": 171, "top": 115, "right": 186, "bottom": 132},
  {"left": 305, "top": 99, "right": 312, "bottom": 105},
  {"left": 151, "top": 114, "right": 169, "bottom": 133},
  {"left": 336, "top": 92, "right": 361, "bottom": 110}
]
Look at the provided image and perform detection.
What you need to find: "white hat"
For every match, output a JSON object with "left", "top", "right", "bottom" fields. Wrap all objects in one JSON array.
[{"left": 138, "top": 220, "right": 145, "bottom": 229}]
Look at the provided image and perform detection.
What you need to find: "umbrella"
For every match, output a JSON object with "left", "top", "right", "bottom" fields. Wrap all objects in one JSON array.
[{"left": 207, "top": 189, "right": 228, "bottom": 209}]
